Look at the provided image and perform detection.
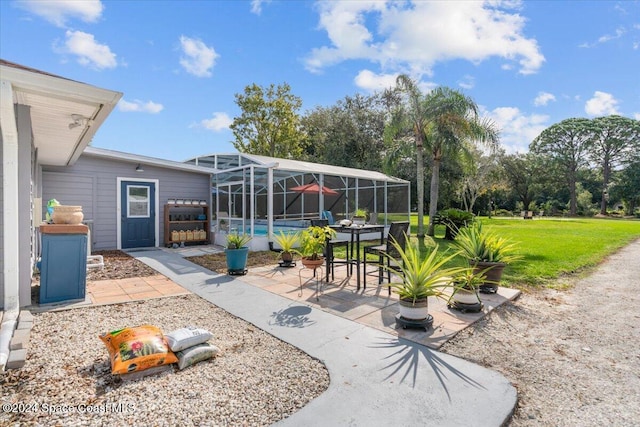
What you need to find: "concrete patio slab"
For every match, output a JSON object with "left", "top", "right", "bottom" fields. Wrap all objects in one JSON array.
[{"left": 129, "top": 249, "right": 517, "bottom": 426}]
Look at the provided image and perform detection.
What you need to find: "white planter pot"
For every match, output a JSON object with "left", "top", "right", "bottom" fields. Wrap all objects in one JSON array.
[
  {"left": 398, "top": 298, "right": 429, "bottom": 320},
  {"left": 453, "top": 288, "right": 480, "bottom": 305}
]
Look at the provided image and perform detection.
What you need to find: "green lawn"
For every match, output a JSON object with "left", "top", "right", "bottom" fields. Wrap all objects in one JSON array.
[{"left": 360, "top": 215, "right": 640, "bottom": 289}]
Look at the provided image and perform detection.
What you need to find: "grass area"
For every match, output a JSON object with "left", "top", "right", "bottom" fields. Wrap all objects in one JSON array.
[
  {"left": 196, "top": 216, "right": 640, "bottom": 290},
  {"left": 344, "top": 215, "right": 640, "bottom": 289}
]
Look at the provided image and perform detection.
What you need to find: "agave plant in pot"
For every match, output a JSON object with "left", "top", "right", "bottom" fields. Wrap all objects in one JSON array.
[
  {"left": 272, "top": 230, "right": 299, "bottom": 267},
  {"left": 447, "top": 268, "right": 486, "bottom": 313},
  {"left": 384, "top": 236, "right": 466, "bottom": 322},
  {"left": 454, "top": 221, "right": 521, "bottom": 293},
  {"left": 225, "top": 232, "right": 252, "bottom": 275},
  {"left": 294, "top": 225, "right": 335, "bottom": 269}
]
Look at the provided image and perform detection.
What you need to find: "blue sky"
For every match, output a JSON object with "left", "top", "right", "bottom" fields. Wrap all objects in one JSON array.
[{"left": 1, "top": 0, "right": 639, "bottom": 161}]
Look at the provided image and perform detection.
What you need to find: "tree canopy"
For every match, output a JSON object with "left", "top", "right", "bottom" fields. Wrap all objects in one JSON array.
[{"left": 230, "top": 82, "right": 305, "bottom": 158}]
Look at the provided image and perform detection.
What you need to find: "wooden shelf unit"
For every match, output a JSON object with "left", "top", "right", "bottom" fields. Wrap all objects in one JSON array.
[{"left": 164, "top": 204, "right": 210, "bottom": 246}]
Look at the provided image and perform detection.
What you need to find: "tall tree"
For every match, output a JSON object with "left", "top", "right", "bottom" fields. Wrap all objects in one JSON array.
[
  {"left": 301, "top": 93, "right": 386, "bottom": 170},
  {"left": 530, "top": 118, "right": 596, "bottom": 216},
  {"left": 611, "top": 160, "right": 640, "bottom": 215},
  {"left": 458, "top": 146, "right": 501, "bottom": 213},
  {"left": 499, "top": 153, "right": 543, "bottom": 212},
  {"left": 392, "top": 75, "right": 499, "bottom": 236},
  {"left": 230, "top": 82, "right": 304, "bottom": 158},
  {"left": 587, "top": 115, "right": 640, "bottom": 214}
]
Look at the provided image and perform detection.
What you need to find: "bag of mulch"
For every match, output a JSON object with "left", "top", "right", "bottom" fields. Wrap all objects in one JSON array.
[
  {"left": 99, "top": 325, "right": 178, "bottom": 375},
  {"left": 164, "top": 326, "right": 213, "bottom": 352},
  {"left": 175, "top": 342, "right": 219, "bottom": 370}
]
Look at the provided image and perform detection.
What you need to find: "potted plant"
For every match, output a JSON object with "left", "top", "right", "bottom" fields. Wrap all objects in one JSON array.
[
  {"left": 447, "top": 268, "right": 486, "bottom": 311},
  {"left": 384, "top": 237, "right": 465, "bottom": 320},
  {"left": 273, "top": 230, "right": 299, "bottom": 266},
  {"left": 436, "top": 208, "right": 474, "bottom": 240},
  {"left": 225, "top": 232, "right": 252, "bottom": 274},
  {"left": 453, "top": 221, "right": 521, "bottom": 293},
  {"left": 295, "top": 225, "right": 335, "bottom": 268},
  {"left": 352, "top": 208, "right": 368, "bottom": 225}
]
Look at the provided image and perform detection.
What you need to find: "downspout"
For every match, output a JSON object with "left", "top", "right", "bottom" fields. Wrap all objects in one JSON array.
[{"left": 1, "top": 79, "right": 20, "bottom": 372}]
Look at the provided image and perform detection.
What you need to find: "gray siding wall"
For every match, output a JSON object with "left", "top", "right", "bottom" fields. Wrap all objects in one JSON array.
[{"left": 42, "top": 154, "right": 210, "bottom": 250}]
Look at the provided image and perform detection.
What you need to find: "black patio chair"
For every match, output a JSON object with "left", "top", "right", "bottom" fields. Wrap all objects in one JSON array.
[
  {"left": 310, "top": 219, "right": 350, "bottom": 281},
  {"left": 362, "top": 221, "right": 410, "bottom": 294}
]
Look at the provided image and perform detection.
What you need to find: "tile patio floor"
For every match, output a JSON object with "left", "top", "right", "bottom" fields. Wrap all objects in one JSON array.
[{"left": 85, "top": 257, "right": 520, "bottom": 350}]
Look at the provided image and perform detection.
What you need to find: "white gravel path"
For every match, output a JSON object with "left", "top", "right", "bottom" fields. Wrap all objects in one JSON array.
[
  {"left": 441, "top": 239, "right": 640, "bottom": 426},
  {"left": 1, "top": 295, "right": 329, "bottom": 426}
]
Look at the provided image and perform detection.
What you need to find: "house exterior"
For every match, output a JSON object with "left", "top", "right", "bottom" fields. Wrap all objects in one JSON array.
[
  {"left": 42, "top": 146, "right": 214, "bottom": 252},
  {"left": 0, "top": 59, "right": 217, "bottom": 371}
]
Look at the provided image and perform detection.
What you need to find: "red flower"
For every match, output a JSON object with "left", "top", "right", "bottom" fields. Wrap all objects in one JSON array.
[{"left": 131, "top": 341, "right": 143, "bottom": 352}]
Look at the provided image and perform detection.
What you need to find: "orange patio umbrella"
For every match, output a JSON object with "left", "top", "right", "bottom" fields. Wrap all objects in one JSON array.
[{"left": 290, "top": 183, "right": 338, "bottom": 196}]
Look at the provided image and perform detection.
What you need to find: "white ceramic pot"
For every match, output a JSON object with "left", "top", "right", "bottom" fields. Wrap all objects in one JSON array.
[
  {"left": 453, "top": 288, "right": 480, "bottom": 305},
  {"left": 398, "top": 298, "right": 429, "bottom": 320}
]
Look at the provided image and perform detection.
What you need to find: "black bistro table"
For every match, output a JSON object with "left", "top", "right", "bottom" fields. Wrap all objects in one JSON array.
[{"left": 329, "top": 224, "right": 385, "bottom": 290}]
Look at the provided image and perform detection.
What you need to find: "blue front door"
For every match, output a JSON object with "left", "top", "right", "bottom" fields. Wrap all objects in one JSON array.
[{"left": 121, "top": 181, "right": 155, "bottom": 248}]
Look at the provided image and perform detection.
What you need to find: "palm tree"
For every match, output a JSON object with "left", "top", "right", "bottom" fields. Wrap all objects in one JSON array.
[{"left": 395, "top": 75, "right": 499, "bottom": 237}]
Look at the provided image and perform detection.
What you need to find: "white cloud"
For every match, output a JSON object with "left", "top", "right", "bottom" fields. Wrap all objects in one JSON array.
[
  {"left": 61, "top": 30, "right": 117, "bottom": 69},
  {"left": 585, "top": 91, "right": 620, "bottom": 116},
  {"left": 580, "top": 27, "right": 626, "bottom": 48},
  {"left": 354, "top": 70, "right": 398, "bottom": 92},
  {"left": 250, "top": 0, "right": 271, "bottom": 15},
  {"left": 179, "top": 36, "right": 218, "bottom": 77},
  {"left": 200, "top": 112, "right": 233, "bottom": 132},
  {"left": 458, "top": 75, "right": 475, "bottom": 90},
  {"left": 533, "top": 91, "right": 556, "bottom": 107},
  {"left": 16, "top": 0, "right": 103, "bottom": 27},
  {"left": 484, "top": 106, "right": 549, "bottom": 153},
  {"left": 306, "top": 1, "right": 544, "bottom": 76},
  {"left": 634, "top": 112, "right": 640, "bottom": 120},
  {"left": 118, "top": 99, "right": 164, "bottom": 114}
]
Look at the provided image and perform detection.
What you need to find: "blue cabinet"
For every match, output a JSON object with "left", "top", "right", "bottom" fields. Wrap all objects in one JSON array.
[{"left": 40, "top": 230, "right": 88, "bottom": 304}]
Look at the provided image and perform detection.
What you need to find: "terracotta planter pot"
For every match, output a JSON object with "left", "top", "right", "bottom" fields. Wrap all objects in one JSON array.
[
  {"left": 51, "top": 205, "right": 84, "bottom": 224},
  {"left": 301, "top": 257, "right": 324, "bottom": 269},
  {"left": 398, "top": 298, "right": 429, "bottom": 320},
  {"left": 281, "top": 251, "right": 294, "bottom": 263}
]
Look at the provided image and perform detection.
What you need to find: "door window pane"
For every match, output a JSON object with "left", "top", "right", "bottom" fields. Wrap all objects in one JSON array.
[{"left": 128, "top": 186, "right": 150, "bottom": 217}]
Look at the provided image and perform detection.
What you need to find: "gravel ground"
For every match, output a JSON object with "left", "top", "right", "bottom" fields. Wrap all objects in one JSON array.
[
  {"left": 9, "top": 241, "right": 640, "bottom": 426},
  {"left": 1, "top": 295, "right": 329, "bottom": 426},
  {"left": 441, "top": 239, "right": 640, "bottom": 426}
]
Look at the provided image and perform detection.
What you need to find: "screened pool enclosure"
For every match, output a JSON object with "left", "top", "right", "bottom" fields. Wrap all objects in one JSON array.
[{"left": 185, "top": 153, "right": 410, "bottom": 250}]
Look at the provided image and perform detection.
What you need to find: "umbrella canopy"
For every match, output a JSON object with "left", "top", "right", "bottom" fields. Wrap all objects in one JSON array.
[{"left": 290, "top": 183, "right": 338, "bottom": 196}]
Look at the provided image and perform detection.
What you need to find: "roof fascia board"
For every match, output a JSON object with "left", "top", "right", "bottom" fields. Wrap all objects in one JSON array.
[{"left": 84, "top": 146, "right": 216, "bottom": 175}]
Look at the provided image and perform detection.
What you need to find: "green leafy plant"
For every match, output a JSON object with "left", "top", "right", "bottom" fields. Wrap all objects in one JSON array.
[
  {"left": 454, "top": 221, "right": 521, "bottom": 264},
  {"left": 294, "top": 225, "right": 336, "bottom": 260},
  {"left": 436, "top": 208, "right": 474, "bottom": 240},
  {"left": 353, "top": 207, "right": 368, "bottom": 218},
  {"left": 273, "top": 230, "right": 299, "bottom": 260},
  {"left": 226, "top": 232, "right": 252, "bottom": 249},
  {"left": 273, "top": 230, "right": 299, "bottom": 252},
  {"left": 384, "top": 235, "right": 466, "bottom": 305}
]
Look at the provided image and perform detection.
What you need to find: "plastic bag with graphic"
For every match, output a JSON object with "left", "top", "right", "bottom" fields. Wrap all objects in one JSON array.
[
  {"left": 164, "top": 326, "right": 213, "bottom": 352},
  {"left": 46, "top": 199, "right": 60, "bottom": 222},
  {"left": 99, "top": 325, "right": 178, "bottom": 375}
]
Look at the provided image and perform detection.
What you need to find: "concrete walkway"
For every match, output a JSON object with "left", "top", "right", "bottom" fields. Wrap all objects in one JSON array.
[{"left": 130, "top": 249, "right": 517, "bottom": 426}]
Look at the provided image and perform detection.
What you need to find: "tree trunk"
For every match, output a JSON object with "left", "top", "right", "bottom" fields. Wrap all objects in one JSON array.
[
  {"left": 600, "top": 157, "right": 611, "bottom": 215},
  {"left": 569, "top": 175, "right": 577, "bottom": 216},
  {"left": 416, "top": 143, "right": 425, "bottom": 238},
  {"left": 427, "top": 156, "right": 440, "bottom": 237}
]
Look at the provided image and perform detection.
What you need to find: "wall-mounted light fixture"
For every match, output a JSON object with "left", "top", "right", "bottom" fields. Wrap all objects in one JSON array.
[
  {"left": 135, "top": 164, "right": 144, "bottom": 172},
  {"left": 68, "top": 114, "right": 90, "bottom": 130}
]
